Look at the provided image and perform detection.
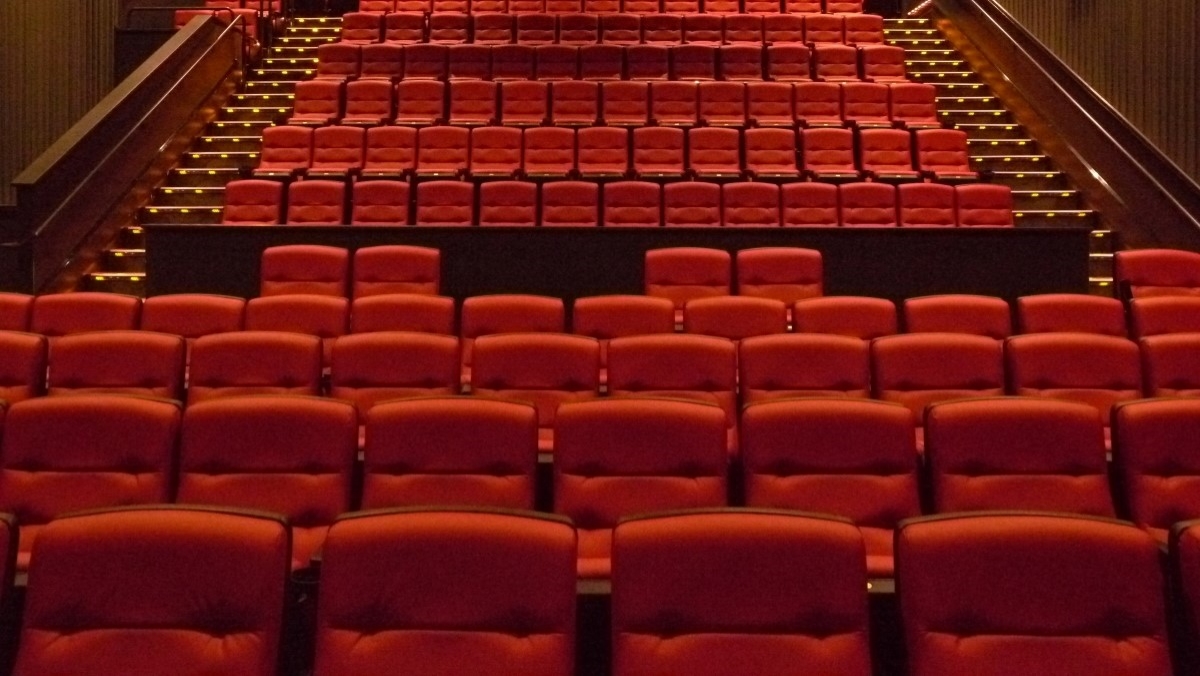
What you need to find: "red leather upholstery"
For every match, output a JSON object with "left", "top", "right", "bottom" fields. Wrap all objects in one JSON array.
[
  {"left": 688, "top": 127, "right": 742, "bottom": 179},
  {"left": 47, "top": 330, "right": 185, "bottom": 400},
  {"left": 289, "top": 79, "right": 342, "bottom": 125},
  {"left": 0, "top": 332, "right": 47, "bottom": 404},
  {"left": 316, "top": 42, "right": 362, "bottom": 80},
  {"left": 1114, "top": 399, "right": 1200, "bottom": 542},
  {"left": 1006, "top": 333, "right": 1143, "bottom": 423},
  {"left": 179, "top": 396, "right": 356, "bottom": 569},
  {"left": 393, "top": 79, "right": 445, "bottom": 124},
  {"left": 501, "top": 81, "right": 549, "bottom": 125},
  {"left": 813, "top": 43, "right": 859, "bottom": 81},
  {"left": 603, "top": 181, "right": 662, "bottom": 227},
  {"left": 782, "top": 182, "right": 840, "bottom": 227},
  {"left": 449, "top": 80, "right": 498, "bottom": 126},
  {"left": 859, "top": 43, "right": 907, "bottom": 81},
  {"left": 793, "top": 296, "right": 898, "bottom": 339},
  {"left": 0, "top": 293, "right": 33, "bottom": 332},
  {"left": 245, "top": 294, "right": 350, "bottom": 364},
  {"left": 698, "top": 81, "right": 747, "bottom": 126},
  {"left": 843, "top": 83, "right": 892, "bottom": 128},
  {"left": 740, "top": 333, "right": 870, "bottom": 403},
  {"left": 383, "top": 13, "right": 423, "bottom": 44},
  {"left": 351, "top": 178, "right": 410, "bottom": 225},
  {"left": 903, "top": 294, "right": 1012, "bottom": 338},
  {"left": 1140, "top": 333, "right": 1200, "bottom": 397},
  {"left": 555, "top": 399, "right": 727, "bottom": 578},
  {"left": 684, "top": 296, "right": 788, "bottom": 340},
  {"left": 1130, "top": 297, "right": 1200, "bottom": 337},
  {"left": 415, "top": 180, "right": 473, "bottom": 226},
  {"left": 644, "top": 247, "right": 731, "bottom": 308},
  {"left": 416, "top": 126, "right": 470, "bottom": 177},
  {"left": 897, "top": 513, "right": 1171, "bottom": 676},
  {"left": 839, "top": 182, "right": 897, "bottom": 227},
  {"left": 140, "top": 294, "right": 245, "bottom": 345},
  {"left": 663, "top": 182, "right": 722, "bottom": 227},
  {"left": 350, "top": 293, "right": 455, "bottom": 334},
  {"left": 898, "top": 182, "right": 956, "bottom": 228},
  {"left": 0, "top": 396, "right": 180, "bottom": 568},
  {"left": 429, "top": 12, "right": 469, "bottom": 43},
  {"left": 352, "top": 245, "right": 439, "bottom": 298},
  {"left": 805, "top": 13, "right": 844, "bottom": 43},
  {"left": 722, "top": 182, "right": 781, "bottom": 227},
  {"left": 15, "top": 507, "right": 288, "bottom": 676},
  {"left": 1115, "top": 249, "right": 1200, "bottom": 298},
  {"left": 795, "top": 82, "right": 843, "bottom": 126},
  {"left": 1017, "top": 293, "right": 1128, "bottom": 336},
  {"left": 767, "top": 44, "right": 813, "bottom": 82},
  {"left": 871, "top": 333, "right": 1005, "bottom": 437},
  {"left": 736, "top": 247, "right": 823, "bottom": 303},
  {"left": 362, "top": 128, "right": 417, "bottom": 178},
  {"left": 924, "top": 398, "right": 1113, "bottom": 515},
  {"left": 341, "top": 11, "right": 382, "bottom": 43},
  {"left": 858, "top": 126, "right": 919, "bottom": 179},
  {"left": 802, "top": 127, "right": 860, "bottom": 180},
  {"left": 742, "top": 399, "right": 918, "bottom": 577},
  {"left": 471, "top": 333, "right": 600, "bottom": 450},
  {"left": 314, "top": 509, "right": 576, "bottom": 676},
  {"left": 745, "top": 128, "right": 801, "bottom": 179},
  {"left": 330, "top": 332, "right": 461, "bottom": 416},
  {"left": 362, "top": 398, "right": 538, "bottom": 509},
  {"left": 747, "top": 82, "right": 795, "bottom": 127},
  {"left": 889, "top": 82, "right": 940, "bottom": 128},
  {"left": 541, "top": 181, "right": 599, "bottom": 226},
  {"left": 955, "top": 184, "right": 1014, "bottom": 226},
  {"left": 551, "top": 80, "right": 600, "bottom": 125},
  {"left": 308, "top": 127, "right": 365, "bottom": 177},
  {"left": 577, "top": 126, "right": 630, "bottom": 176},
  {"left": 260, "top": 244, "right": 349, "bottom": 297},
  {"left": 254, "top": 125, "right": 313, "bottom": 176},
  {"left": 30, "top": 292, "right": 140, "bottom": 339},
  {"left": 342, "top": 78, "right": 393, "bottom": 124},
  {"left": 479, "top": 180, "right": 537, "bottom": 226},
  {"left": 612, "top": 510, "right": 871, "bottom": 676},
  {"left": 915, "top": 129, "right": 978, "bottom": 181},
  {"left": 188, "top": 331, "right": 323, "bottom": 404}
]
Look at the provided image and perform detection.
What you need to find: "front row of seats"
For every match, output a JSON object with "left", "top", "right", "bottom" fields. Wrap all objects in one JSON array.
[{"left": 4, "top": 506, "right": 1200, "bottom": 675}]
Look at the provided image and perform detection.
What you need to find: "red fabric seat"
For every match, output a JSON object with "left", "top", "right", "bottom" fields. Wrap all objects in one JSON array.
[
  {"left": 47, "top": 330, "right": 185, "bottom": 400},
  {"left": 0, "top": 332, "right": 48, "bottom": 404},
  {"left": 187, "top": 331, "right": 323, "bottom": 405},
  {"left": 644, "top": 247, "right": 731, "bottom": 310},
  {"left": 1115, "top": 249, "right": 1200, "bottom": 299},
  {"left": 897, "top": 182, "right": 956, "bottom": 227},
  {"left": 350, "top": 293, "right": 456, "bottom": 334},
  {"left": 1114, "top": 399, "right": 1200, "bottom": 543},
  {"left": 1140, "top": 333, "right": 1200, "bottom": 397},
  {"left": 1017, "top": 293, "right": 1128, "bottom": 336},
  {"left": 793, "top": 296, "right": 898, "bottom": 339},
  {"left": 1130, "top": 296, "right": 1200, "bottom": 336},
  {"left": 903, "top": 294, "right": 1012, "bottom": 338},
  {"left": 352, "top": 245, "right": 440, "bottom": 297},
  {"left": 30, "top": 292, "right": 141, "bottom": 340},
  {"left": 285, "top": 179, "right": 347, "bottom": 224},
  {"left": 602, "top": 181, "right": 662, "bottom": 227},
  {"left": 260, "top": 245, "right": 349, "bottom": 297},
  {"left": 1006, "top": 333, "right": 1143, "bottom": 429},
  {"left": 415, "top": 180, "right": 474, "bottom": 226},
  {"left": 684, "top": 296, "right": 788, "bottom": 340}
]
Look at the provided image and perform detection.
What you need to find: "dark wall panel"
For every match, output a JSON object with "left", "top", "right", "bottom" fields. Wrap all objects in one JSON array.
[
  {"left": 995, "top": 0, "right": 1199, "bottom": 185},
  {"left": 0, "top": 0, "right": 122, "bottom": 205}
]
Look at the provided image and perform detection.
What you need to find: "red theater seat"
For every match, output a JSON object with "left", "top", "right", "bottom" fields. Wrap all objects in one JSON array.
[
  {"left": 352, "top": 245, "right": 440, "bottom": 298},
  {"left": 897, "top": 182, "right": 956, "bottom": 228},
  {"left": 742, "top": 398, "right": 919, "bottom": 577},
  {"left": 260, "top": 245, "right": 349, "bottom": 297},
  {"left": 903, "top": 294, "right": 1012, "bottom": 338},
  {"left": 644, "top": 247, "right": 732, "bottom": 311},
  {"left": 782, "top": 182, "right": 840, "bottom": 227},
  {"left": 736, "top": 247, "right": 823, "bottom": 304},
  {"left": 415, "top": 180, "right": 474, "bottom": 225},
  {"left": 955, "top": 183, "right": 1014, "bottom": 226},
  {"left": 479, "top": 180, "right": 538, "bottom": 226},
  {"left": 555, "top": 398, "right": 727, "bottom": 579},
  {"left": 793, "top": 296, "right": 898, "bottom": 339},
  {"left": 1114, "top": 399, "right": 1200, "bottom": 542},
  {"left": 740, "top": 333, "right": 870, "bottom": 403},
  {"left": 285, "top": 179, "right": 347, "bottom": 224},
  {"left": 330, "top": 332, "right": 461, "bottom": 416},
  {"left": 14, "top": 507, "right": 288, "bottom": 676},
  {"left": 1130, "top": 297, "right": 1200, "bottom": 337},
  {"left": 0, "top": 293, "right": 32, "bottom": 332},
  {"left": 361, "top": 398, "right": 537, "bottom": 509},
  {"left": 896, "top": 513, "right": 1171, "bottom": 676},
  {"left": 30, "top": 292, "right": 140, "bottom": 340},
  {"left": 684, "top": 296, "right": 787, "bottom": 340},
  {"left": 1017, "top": 294, "right": 1128, "bottom": 336},
  {"left": 1115, "top": 248, "right": 1200, "bottom": 299},
  {"left": 313, "top": 509, "right": 576, "bottom": 676},
  {"left": 350, "top": 179, "right": 410, "bottom": 225},
  {"left": 723, "top": 182, "right": 781, "bottom": 227},
  {"left": 0, "top": 331, "right": 47, "bottom": 404},
  {"left": 603, "top": 181, "right": 662, "bottom": 227},
  {"left": 1139, "top": 333, "right": 1200, "bottom": 397},
  {"left": 612, "top": 510, "right": 872, "bottom": 675},
  {"left": 47, "top": 330, "right": 185, "bottom": 400},
  {"left": 924, "top": 398, "right": 1113, "bottom": 515},
  {"left": 187, "top": 331, "right": 323, "bottom": 404},
  {"left": 350, "top": 294, "right": 456, "bottom": 334},
  {"left": 178, "top": 396, "right": 357, "bottom": 570},
  {"left": 0, "top": 396, "right": 180, "bottom": 568},
  {"left": 245, "top": 294, "right": 349, "bottom": 364}
]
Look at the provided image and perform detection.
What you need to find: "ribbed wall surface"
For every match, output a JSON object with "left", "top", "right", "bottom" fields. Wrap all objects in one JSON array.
[
  {"left": 995, "top": 0, "right": 1200, "bottom": 185},
  {"left": 0, "top": 0, "right": 122, "bottom": 206}
]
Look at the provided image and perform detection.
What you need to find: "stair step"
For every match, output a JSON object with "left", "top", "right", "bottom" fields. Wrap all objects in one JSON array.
[
  {"left": 909, "top": 71, "right": 976, "bottom": 82},
  {"left": 884, "top": 28, "right": 940, "bottom": 38},
  {"left": 140, "top": 205, "right": 224, "bottom": 225},
  {"left": 939, "top": 109, "right": 1013, "bottom": 124},
  {"left": 931, "top": 82, "right": 989, "bottom": 94},
  {"left": 231, "top": 92, "right": 296, "bottom": 105},
  {"left": 904, "top": 59, "right": 967, "bottom": 73},
  {"left": 181, "top": 150, "right": 259, "bottom": 169},
  {"left": 970, "top": 154, "right": 1052, "bottom": 172},
  {"left": 166, "top": 167, "right": 242, "bottom": 187},
  {"left": 901, "top": 48, "right": 957, "bottom": 57},
  {"left": 1012, "top": 189, "right": 1083, "bottom": 210},
  {"left": 1090, "top": 229, "right": 1115, "bottom": 254},
  {"left": 954, "top": 122, "right": 1027, "bottom": 140},
  {"left": 1090, "top": 253, "right": 1114, "bottom": 278},
  {"left": 197, "top": 135, "right": 263, "bottom": 153},
  {"left": 249, "top": 68, "right": 316, "bottom": 80},
  {"left": 967, "top": 138, "right": 1038, "bottom": 156},
  {"left": 218, "top": 106, "right": 291, "bottom": 122},
  {"left": 84, "top": 272, "right": 146, "bottom": 296},
  {"left": 102, "top": 249, "right": 146, "bottom": 273},
  {"left": 887, "top": 38, "right": 950, "bottom": 47},
  {"left": 245, "top": 80, "right": 306, "bottom": 92},
  {"left": 209, "top": 120, "right": 272, "bottom": 134},
  {"left": 1014, "top": 209, "right": 1096, "bottom": 228},
  {"left": 155, "top": 186, "right": 227, "bottom": 208},
  {"left": 116, "top": 226, "right": 145, "bottom": 249},
  {"left": 276, "top": 35, "right": 339, "bottom": 46},
  {"left": 989, "top": 170, "right": 1070, "bottom": 191}
]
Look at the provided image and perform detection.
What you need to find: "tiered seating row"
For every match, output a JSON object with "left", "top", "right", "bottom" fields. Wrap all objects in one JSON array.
[
  {"left": 290, "top": 80, "right": 936, "bottom": 130},
  {"left": 356, "top": 0, "right": 866, "bottom": 16},
  {"left": 3, "top": 393, "right": 1200, "bottom": 583},
  {"left": 8, "top": 506, "right": 1198, "bottom": 674},
  {"left": 222, "top": 178, "right": 1009, "bottom": 226},
  {"left": 247, "top": 123, "right": 973, "bottom": 183},
  {"left": 314, "top": 39, "right": 906, "bottom": 82},
  {"left": 335, "top": 10, "right": 887, "bottom": 46}
]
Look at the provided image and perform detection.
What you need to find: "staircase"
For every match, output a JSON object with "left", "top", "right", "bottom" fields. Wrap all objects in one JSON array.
[
  {"left": 85, "top": 16, "right": 343, "bottom": 295},
  {"left": 885, "top": 17, "right": 1113, "bottom": 295},
  {"left": 86, "top": 14, "right": 1114, "bottom": 297}
]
